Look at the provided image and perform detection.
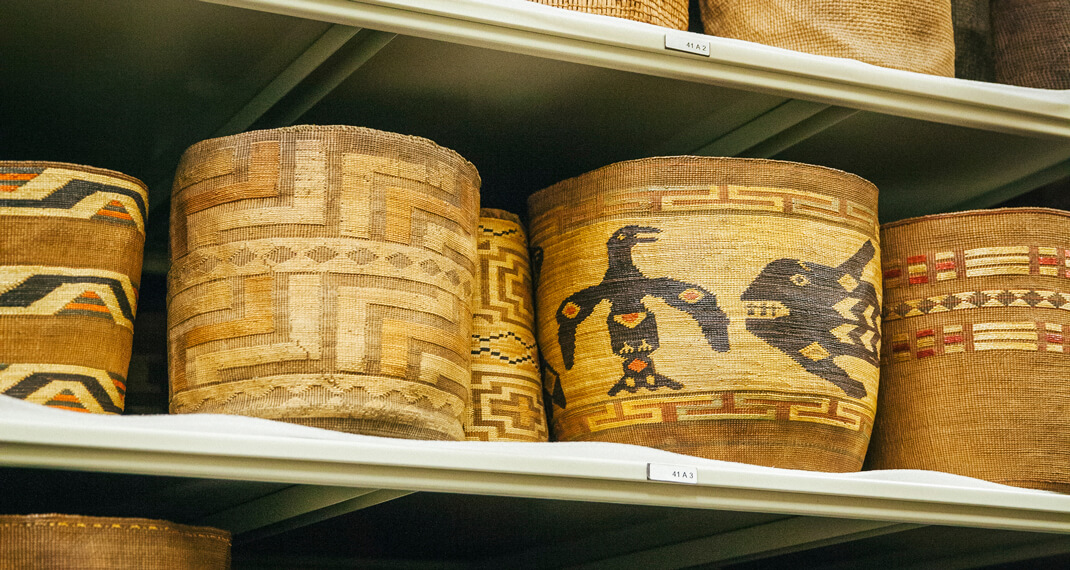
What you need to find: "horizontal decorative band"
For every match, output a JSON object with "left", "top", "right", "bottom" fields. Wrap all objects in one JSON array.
[
  {"left": 884, "top": 288, "right": 1070, "bottom": 322},
  {"left": 0, "top": 167, "right": 147, "bottom": 234},
  {"left": 0, "top": 363, "right": 125, "bottom": 414},
  {"left": 0, "top": 266, "right": 138, "bottom": 329},
  {"left": 886, "top": 320, "right": 1069, "bottom": 362},
  {"left": 884, "top": 246, "right": 1069, "bottom": 289}
]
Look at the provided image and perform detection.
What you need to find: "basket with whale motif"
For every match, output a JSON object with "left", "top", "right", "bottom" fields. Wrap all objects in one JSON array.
[
  {"left": 0, "top": 514, "right": 230, "bottom": 569},
  {"left": 0, "top": 161, "right": 148, "bottom": 414},
  {"left": 530, "top": 1, "right": 689, "bottom": 30},
  {"left": 168, "top": 125, "right": 481, "bottom": 440},
  {"left": 866, "top": 208, "right": 1070, "bottom": 493},
  {"left": 529, "top": 156, "right": 881, "bottom": 472}
]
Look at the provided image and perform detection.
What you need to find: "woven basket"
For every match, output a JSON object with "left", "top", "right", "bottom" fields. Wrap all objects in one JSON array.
[
  {"left": 699, "top": 0, "right": 956, "bottom": 76},
  {"left": 952, "top": 0, "right": 995, "bottom": 81},
  {"left": 992, "top": 0, "right": 1070, "bottom": 89},
  {"left": 867, "top": 208, "right": 1070, "bottom": 493},
  {"left": 0, "top": 162, "right": 147, "bottom": 414},
  {"left": 530, "top": 0, "right": 689, "bottom": 30},
  {"left": 529, "top": 157, "right": 881, "bottom": 472},
  {"left": 0, "top": 514, "right": 230, "bottom": 569},
  {"left": 464, "top": 209, "right": 548, "bottom": 442},
  {"left": 168, "top": 125, "right": 481, "bottom": 441}
]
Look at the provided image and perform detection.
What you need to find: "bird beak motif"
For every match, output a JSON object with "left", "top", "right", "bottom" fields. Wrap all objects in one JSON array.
[{"left": 634, "top": 227, "right": 661, "bottom": 243}]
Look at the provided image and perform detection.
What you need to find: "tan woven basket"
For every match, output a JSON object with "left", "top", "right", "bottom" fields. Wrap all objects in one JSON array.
[
  {"left": 464, "top": 209, "right": 548, "bottom": 442},
  {"left": 168, "top": 125, "right": 481, "bottom": 441},
  {"left": 992, "top": 0, "right": 1070, "bottom": 89},
  {"left": 0, "top": 514, "right": 230, "bottom": 569},
  {"left": 867, "top": 208, "right": 1070, "bottom": 493},
  {"left": 529, "top": 157, "right": 881, "bottom": 472},
  {"left": 699, "top": 0, "right": 956, "bottom": 76},
  {"left": 530, "top": 0, "right": 689, "bottom": 30},
  {"left": 0, "top": 162, "right": 148, "bottom": 414}
]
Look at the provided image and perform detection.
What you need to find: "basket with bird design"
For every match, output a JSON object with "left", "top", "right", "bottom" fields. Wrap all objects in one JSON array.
[
  {"left": 168, "top": 125, "right": 481, "bottom": 441},
  {"left": 0, "top": 161, "right": 148, "bottom": 414},
  {"left": 0, "top": 514, "right": 230, "bottom": 569},
  {"left": 464, "top": 208, "right": 549, "bottom": 442},
  {"left": 529, "top": 156, "right": 881, "bottom": 472},
  {"left": 867, "top": 208, "right": 1070, "bottom": 493},
  {"left": 699, "top": 0, "right": 955, "bottom": 76},
  {"left": 530, "top": 0, "right": 689, "bottom": 30}
]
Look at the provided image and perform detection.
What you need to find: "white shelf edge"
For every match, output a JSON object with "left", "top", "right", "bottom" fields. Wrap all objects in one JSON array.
[{"left": 199, "top": 0, "right": 1070, "bottom": 139}]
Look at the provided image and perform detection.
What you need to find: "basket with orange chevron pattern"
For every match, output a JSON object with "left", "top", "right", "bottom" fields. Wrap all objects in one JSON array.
[
  {"left": 0, "top": 161, "right": 148, "bottom": 414},
  {"left": 168, "top": 125, "right": 481, "bottom": 441},
  {"left": 531, "top": 0, "right": 689, "bottom": 30},
  {"left": 529, "top": 156, "right": 881, "bottom": 472},
  {"left": 464, "top": 209, "right": 548, "bottom": 442},
  {"left": 867, "top": 208, "right": 1070, "bottom": 493},
  {"left": 0, "top": 514, "right": 230, "bottom": 569}
]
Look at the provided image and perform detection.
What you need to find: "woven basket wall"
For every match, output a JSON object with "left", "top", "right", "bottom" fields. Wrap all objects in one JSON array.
[
  {"left": 168, "top": 125, "right": 481, "bottom": 441},
  {"left": 867, "top": 208, "right": 1070, "bottom": 493},
  {"left": 0, "top": 514, "right": 230, "bottom": 570},
  {"left": 991, "top": 0, "right": 1070, "bottom": 89},
  {"left": 952, "top": 0, "right": 995, "bottom": 81},
  {"left": 699, "top": 0, "right": 956, "bottom": 76},
  {"left": 530, "top": 0, "right": 689, "bottom": 30},
  {"left": 464, "top": 209, "right": 548, "bottom": 442},
  {"left": 529, "top": 157, "right": 881, "bottom": 472},
  {"left": 0, "top": 162, "right": 147, "bottom": 414}
]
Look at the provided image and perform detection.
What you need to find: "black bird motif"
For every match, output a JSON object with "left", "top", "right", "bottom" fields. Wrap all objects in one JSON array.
[
  {"left": 556, "top": 226, "right": 730, "bottom": 396},
  {"left": 740, "top": 241, "right": 880, "bottom": 399}
]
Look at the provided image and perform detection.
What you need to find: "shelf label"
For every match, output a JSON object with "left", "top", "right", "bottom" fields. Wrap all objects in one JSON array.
[
  {"left": 664, "top": 34, "right": 710, "bottom": 57},
  {"left": 647, "top": 463, "right": 698, "bottom": 484}
]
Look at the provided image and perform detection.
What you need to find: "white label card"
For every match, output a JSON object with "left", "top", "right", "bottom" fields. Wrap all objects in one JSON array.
[
  {"left": 647, "top": 463, "right": 698, "bottom": 484},
  {"left": 664, "top": 33, "right": 711, "bottom": 57}
]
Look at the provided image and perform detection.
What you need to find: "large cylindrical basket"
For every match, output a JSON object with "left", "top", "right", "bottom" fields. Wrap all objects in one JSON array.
[
  {"left": 464, "top": 209, "right": 548, "bottom": 442},
  {"left": 531, "top": 0, "right": 689, "bottom": 30},
  {"left": 0, "top": 161, "right": 148, "bottom": 414},
  {"left": 0, "top": 514, "right": 230, "bottom": 569},
  {"left": 868, "top": 208, "right": 1070, "bottom": 493},
  {"left": 699, "top": 0, "right": 955, "bottom": 76},
  {"left": 168, "top": 125, "right": 481, "bottom": 441},
  {"left": 991, "top": 0, "right": 1070, "bottom": 89},
  {"left": 529, "top": 157, "right": 881, "bottom": 472}
]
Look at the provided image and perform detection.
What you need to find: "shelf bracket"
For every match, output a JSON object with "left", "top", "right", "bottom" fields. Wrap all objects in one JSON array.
[{"left": 688, "top": 99, "right": 856, "bottom": 158}]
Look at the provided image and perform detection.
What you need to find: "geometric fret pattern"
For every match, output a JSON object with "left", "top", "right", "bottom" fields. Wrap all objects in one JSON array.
[
  {"left": 0, "top": 268, "right": 138, "bottom": 330},
  {"left": 464, "top": 211, "right": 547, "bottom": 442},
  {"left": 168, "top": 127, "right": 480, "bottom": 440},
  {"left": 883, "top": 245, "right": 1070, "bottom": 289},
  {"left": 0, "top": 165, "right": 149, "bottom": 235},
  {"left": 883, "top": 288, "right": 1070, "bottom": 322}
]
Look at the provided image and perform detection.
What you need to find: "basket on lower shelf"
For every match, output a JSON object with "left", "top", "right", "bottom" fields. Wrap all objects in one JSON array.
[
  {"left": 991, "top": 0, "right": 1070, "bottom": 89},
  {"left": 0, "top": 514, "right": 230, "bottom": 570},
  {"left": 868, "top": 208, "right": 1070, "bottom": 493},
  {"left": 529, "top": 156, "right": 882, "bottom": 472},
  {"left": 530, "top": 0, "right": 689, "bottom": 30},
  {"left": 0, "top": 161, "right": 148, "bottom": 415},
  {"left": 168, "top": 125, "right": 481, "bottom": 441},
  {"left": 698, "top": 0, "right": 956, "bottom": 76}
]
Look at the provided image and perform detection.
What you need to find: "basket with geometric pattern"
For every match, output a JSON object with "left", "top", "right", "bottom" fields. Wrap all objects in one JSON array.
[
  {"left": 0, "top": 161, "right": 148, "bottom": 414},
  {"left": 168, "top": 125, "right": 481, "bottom": 441},
  {"left": 0, "top": 514, "right": 230, "bottom": 569},
  {"left": 529, "top": 156, "right": 881, "bottom": 472},
  {"left": 530, "top": 0, "right": 689, "bottom": 30},
  {"left": 867, "top": 208, "right": 1070, "bottom": 493}
]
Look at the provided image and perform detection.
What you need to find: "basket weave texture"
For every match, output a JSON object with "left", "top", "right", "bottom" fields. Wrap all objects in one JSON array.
[
  {"left": 0, "top": 161, "right": 147, "bottom": 415},
  {"left": 699, "top": 0, "right": 955, "bottom": 76},
  {"left": 168, "top": 125, "right": 481, "bottom": 441},
  {"left": 0, "top": 514, "right": 230, "bottom": 570},
  {"left": 952, "top": 0, "right": 995, "bottom": 81},
  {"left": 867, "top": 208, "right": 1070, "bottom": 493},
  {"left": 529, "top": 157, "right": 881, "bottom": 472},
  {"left": 530, "top": 0, "right": 689, "bottom": 30},
  {"left": 464, "top": 209, "right": 548, "bottom": 442},
  {"left": 991, "top": 0, "right": 1070, "bottom": 89}
]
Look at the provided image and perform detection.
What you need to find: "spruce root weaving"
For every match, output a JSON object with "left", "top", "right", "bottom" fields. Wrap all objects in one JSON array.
[{"left": 530, "top": 0, "right": 689, "bottom": 30}]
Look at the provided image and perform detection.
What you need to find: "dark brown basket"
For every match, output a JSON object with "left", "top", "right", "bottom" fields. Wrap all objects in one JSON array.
[
  {"left": 869, "top": 208, "right": 1070, "bottom": 493},
  {"left": 952, "top": 0, "right": 995, "bottom": 81},
  {"left": 0, "top": 162, "right": 148, "bottom": 414},
  {"left": 0, "top": 514, "right": 230, "bottom": 569},
  {"left": 992, "top": 0, "right": 1070, "bottom": 89}
]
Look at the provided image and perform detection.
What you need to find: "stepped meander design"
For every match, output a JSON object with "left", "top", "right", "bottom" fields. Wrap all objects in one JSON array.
[{"left": 168, "top": 126, "right": 480, "bottom": 441}]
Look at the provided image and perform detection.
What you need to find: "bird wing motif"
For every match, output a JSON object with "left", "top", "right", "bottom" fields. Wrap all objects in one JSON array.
[
  {"left": 648, "top": 277, "right": 730, "bottom": 352},
  {"left": 556, "top": 284, "right": 606, "bottom": 370}
]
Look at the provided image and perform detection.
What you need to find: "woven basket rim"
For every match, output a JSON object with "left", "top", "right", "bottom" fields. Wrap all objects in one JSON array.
[
  {"left": 180, "top": 124, "right": 481, "bottom": 185},
  {"left": 0, "top": 514, "right": 230, "bottom": 540},
  {"left": 529, "top": 155, "right": 878, "bottom": 203},
  {"left": 882, "top": 206, "right": 1070, "bottom": 230},
  {"left": 480, "top": 208, "right": 523, "bottom": 225},
  {"left": 0, "top": 160, "right": 148, "bottom": 191}
]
